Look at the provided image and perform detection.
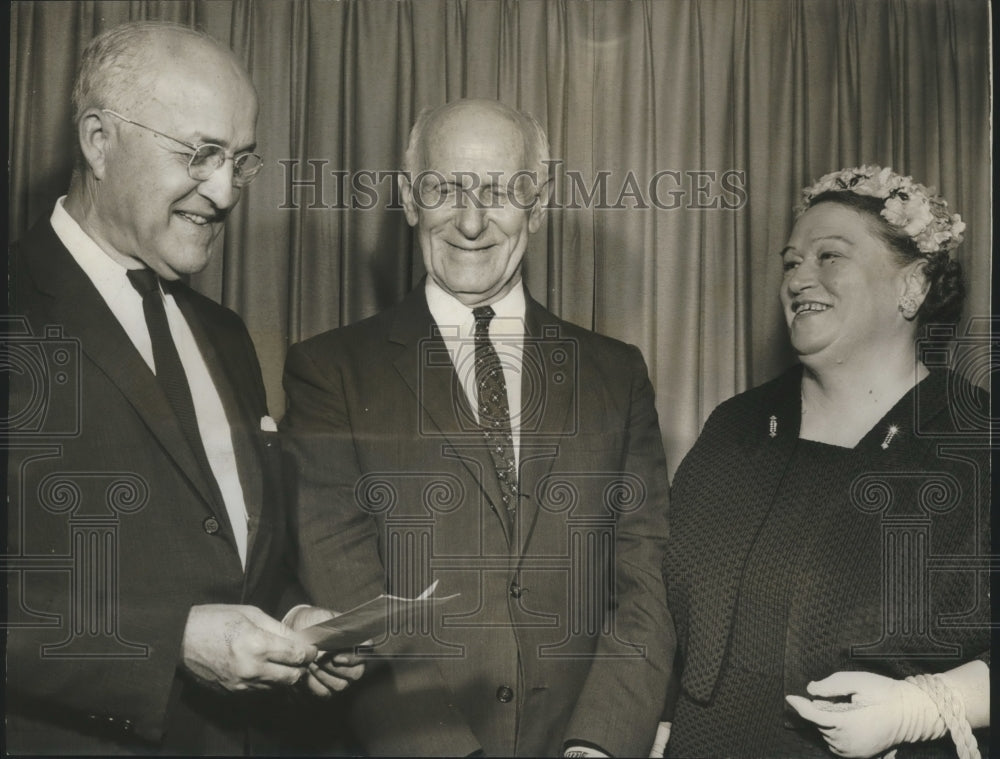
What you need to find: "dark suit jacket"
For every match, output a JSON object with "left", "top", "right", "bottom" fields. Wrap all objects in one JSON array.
[
  {"left": 5, "top": 219, "right": 304, "bottom": 754},
  {"left": 282, "top": 284, "right": 674, "bottom": 757}
]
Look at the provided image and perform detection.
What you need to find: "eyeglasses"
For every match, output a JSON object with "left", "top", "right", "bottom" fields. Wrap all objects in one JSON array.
[{"left": 101, "top": 109, "right": 263, "bottom": 187}]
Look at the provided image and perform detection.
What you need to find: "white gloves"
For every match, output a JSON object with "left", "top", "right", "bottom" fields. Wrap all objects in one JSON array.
[
  {"left": 563, "top": 745, "right": 609, "bottom": 757},
  {"left": 648, "top": 721, "right": 672, "bottom": 758},
  {"left": 786, "top": 671, "right": 945, "bottom": 758}
]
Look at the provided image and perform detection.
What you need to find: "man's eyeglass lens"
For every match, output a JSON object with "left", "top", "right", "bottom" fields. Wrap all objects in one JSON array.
[{"left": 190, "top": 145, "right": 263, "bottom": 186}]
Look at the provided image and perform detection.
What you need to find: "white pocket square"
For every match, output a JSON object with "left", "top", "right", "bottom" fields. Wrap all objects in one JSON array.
[{"left": 260, "top": 415, "right": 278, "bottom": 432}]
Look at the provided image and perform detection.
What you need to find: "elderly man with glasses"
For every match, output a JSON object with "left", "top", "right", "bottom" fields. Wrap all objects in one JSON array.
[{"left": 6, "top": 21, "right": 362, "bottom": 755}]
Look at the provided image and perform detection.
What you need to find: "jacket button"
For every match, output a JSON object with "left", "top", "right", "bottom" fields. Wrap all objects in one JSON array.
[
  {"left": 203, "top": 517, "right": 220, "bottom": 535},
  {"left": 122, "top": 719, "right": 134, "bottom": 734},
  {"left": 509, "top": 583, "right": 523, "bottom": 598},
  {"left": 496, "top": 685, "right": 514, "bottom": 703}
]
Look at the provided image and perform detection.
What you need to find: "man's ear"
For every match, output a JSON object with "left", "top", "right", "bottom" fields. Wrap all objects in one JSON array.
[
  {"left": 77, "top": 109, "right": 112, "bottom": 180},
  {"left": 397, "top": 172, "right": 418, "bottom": 227},
  {"left": 527, "top": 177, "right": 552, "bottom": 234}
]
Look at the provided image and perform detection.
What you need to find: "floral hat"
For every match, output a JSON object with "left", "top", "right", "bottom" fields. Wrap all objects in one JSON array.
[{"left": 795, "top": 165, "right": 965, "bottom": 255}]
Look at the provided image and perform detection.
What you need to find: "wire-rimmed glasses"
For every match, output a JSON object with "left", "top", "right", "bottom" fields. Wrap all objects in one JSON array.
[{"left": 102, "top": 109, "right": 263, "bottom": 187}]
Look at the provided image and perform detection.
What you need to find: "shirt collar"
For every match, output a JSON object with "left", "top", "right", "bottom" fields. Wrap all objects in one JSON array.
[
  {"left": 51, "top": 196, "right": 165, "bottom": 301},
  {"left": 50, "top": 196, "right": 140, "bottom": 290},
  {"left": 424, "top": 277, "right": 526, "bottom": 336}
]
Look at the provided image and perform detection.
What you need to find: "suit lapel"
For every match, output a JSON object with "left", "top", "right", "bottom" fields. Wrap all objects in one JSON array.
[
  {"left": 514, "top": 297, "right": 576, "bottom": 558},
  {"left": 23, "top": 223, "right": 225, "bottom": 516},
  {"left": 176, "top": 293, "right": 279, "bottom": 584},
  {"left": 173, "top": 291, "right": 268, "bottom": 564},
  {"left": 388, "top": 287, "right": 515, "bottom": 542}
]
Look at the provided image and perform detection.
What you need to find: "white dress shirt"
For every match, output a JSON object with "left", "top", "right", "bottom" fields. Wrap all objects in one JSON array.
[
  {"left": 424, "top": 277, "right": 525, "bottom": 465},
  {"left": 51, "top": 198, "right": 249, "bottom": 566}
]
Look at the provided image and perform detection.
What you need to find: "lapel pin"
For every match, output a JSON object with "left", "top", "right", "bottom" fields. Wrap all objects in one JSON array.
[{"left": 880, "top": 425, "right": 900, "bottom": 450}]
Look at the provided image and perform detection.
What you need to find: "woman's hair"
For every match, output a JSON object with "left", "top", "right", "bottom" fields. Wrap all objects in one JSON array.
[{"left": 806, "top": 190, "right": 965, "bottom": 326}]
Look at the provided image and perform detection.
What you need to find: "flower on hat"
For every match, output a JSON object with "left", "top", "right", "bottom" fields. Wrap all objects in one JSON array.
[{"left": 795, "top": 165, "right": 964, "bottom": 255}]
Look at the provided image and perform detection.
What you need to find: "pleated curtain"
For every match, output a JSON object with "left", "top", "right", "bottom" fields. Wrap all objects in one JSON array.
[{"left": 9, "top": 0, "right": 990, "bottom": 474}]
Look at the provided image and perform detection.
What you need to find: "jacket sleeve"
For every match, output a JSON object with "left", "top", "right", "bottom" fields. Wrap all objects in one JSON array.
[
  {"left": 5, "top": 424, "right": 190, "bottom": 743},
  {"left": 281, "top": 340, "right": 482, "bottom": 757},
  {"left": 563, "top": 345, "right": 675, "bottom": 757}
]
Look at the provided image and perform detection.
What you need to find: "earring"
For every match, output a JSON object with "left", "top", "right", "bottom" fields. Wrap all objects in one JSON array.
[{"left": 898, "top": 294, "right": 920, "bottom": 320}]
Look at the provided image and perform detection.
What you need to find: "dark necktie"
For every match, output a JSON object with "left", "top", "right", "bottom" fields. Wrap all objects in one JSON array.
[
  {"left": 472, "top": 306, "right": 518, "bottom": 521},
  {"left": 126, "top": 268, "right": 221, "bottom": 506}
]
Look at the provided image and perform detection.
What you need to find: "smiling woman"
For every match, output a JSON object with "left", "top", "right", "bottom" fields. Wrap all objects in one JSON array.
[
  {"left": 661, "top": 166, "right": 989, "bottom": 759},
  {"left": 784, "top": 170, "right": 967, "bottom": 448},
  {"left": 777, "top": 202, "right": 939, "bottom": 451}
]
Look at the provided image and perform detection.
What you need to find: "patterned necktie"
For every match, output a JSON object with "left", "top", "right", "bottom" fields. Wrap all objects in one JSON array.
[
  {"left": 126, "top": 268, "right": 221, "bottom": 506},
  {"left": 472, "top": 305, "right": 518, "bottom": 520}
]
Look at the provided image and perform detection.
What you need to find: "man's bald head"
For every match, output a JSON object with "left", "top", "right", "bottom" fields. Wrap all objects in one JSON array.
[{"left": 402, "top": 98, "right": 550, "bottom": 186}]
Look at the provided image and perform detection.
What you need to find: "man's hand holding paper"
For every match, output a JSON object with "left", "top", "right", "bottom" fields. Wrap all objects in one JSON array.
[
  {"left": 284, "top": 605, "right": 367, "bottom": 697},
  {"left": 295, "top": 580, "right": 459, "bottom": 653},
  {"left": 181, "top": 604, "right": 318, "bottom": 693}
]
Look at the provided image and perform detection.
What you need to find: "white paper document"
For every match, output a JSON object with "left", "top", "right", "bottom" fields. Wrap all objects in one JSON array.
[{"left": 299, "top": 580, "right": 459, "bottom": 651}]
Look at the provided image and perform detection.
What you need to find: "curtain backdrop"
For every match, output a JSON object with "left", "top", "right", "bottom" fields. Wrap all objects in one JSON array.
[{"left": 9, "top": 0, "right": 991, "bottom": 476}]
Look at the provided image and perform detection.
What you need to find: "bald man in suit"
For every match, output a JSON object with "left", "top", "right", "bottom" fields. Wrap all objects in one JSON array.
[{"left": 283, "top": 99, "right": 674, "bottom": 757}]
